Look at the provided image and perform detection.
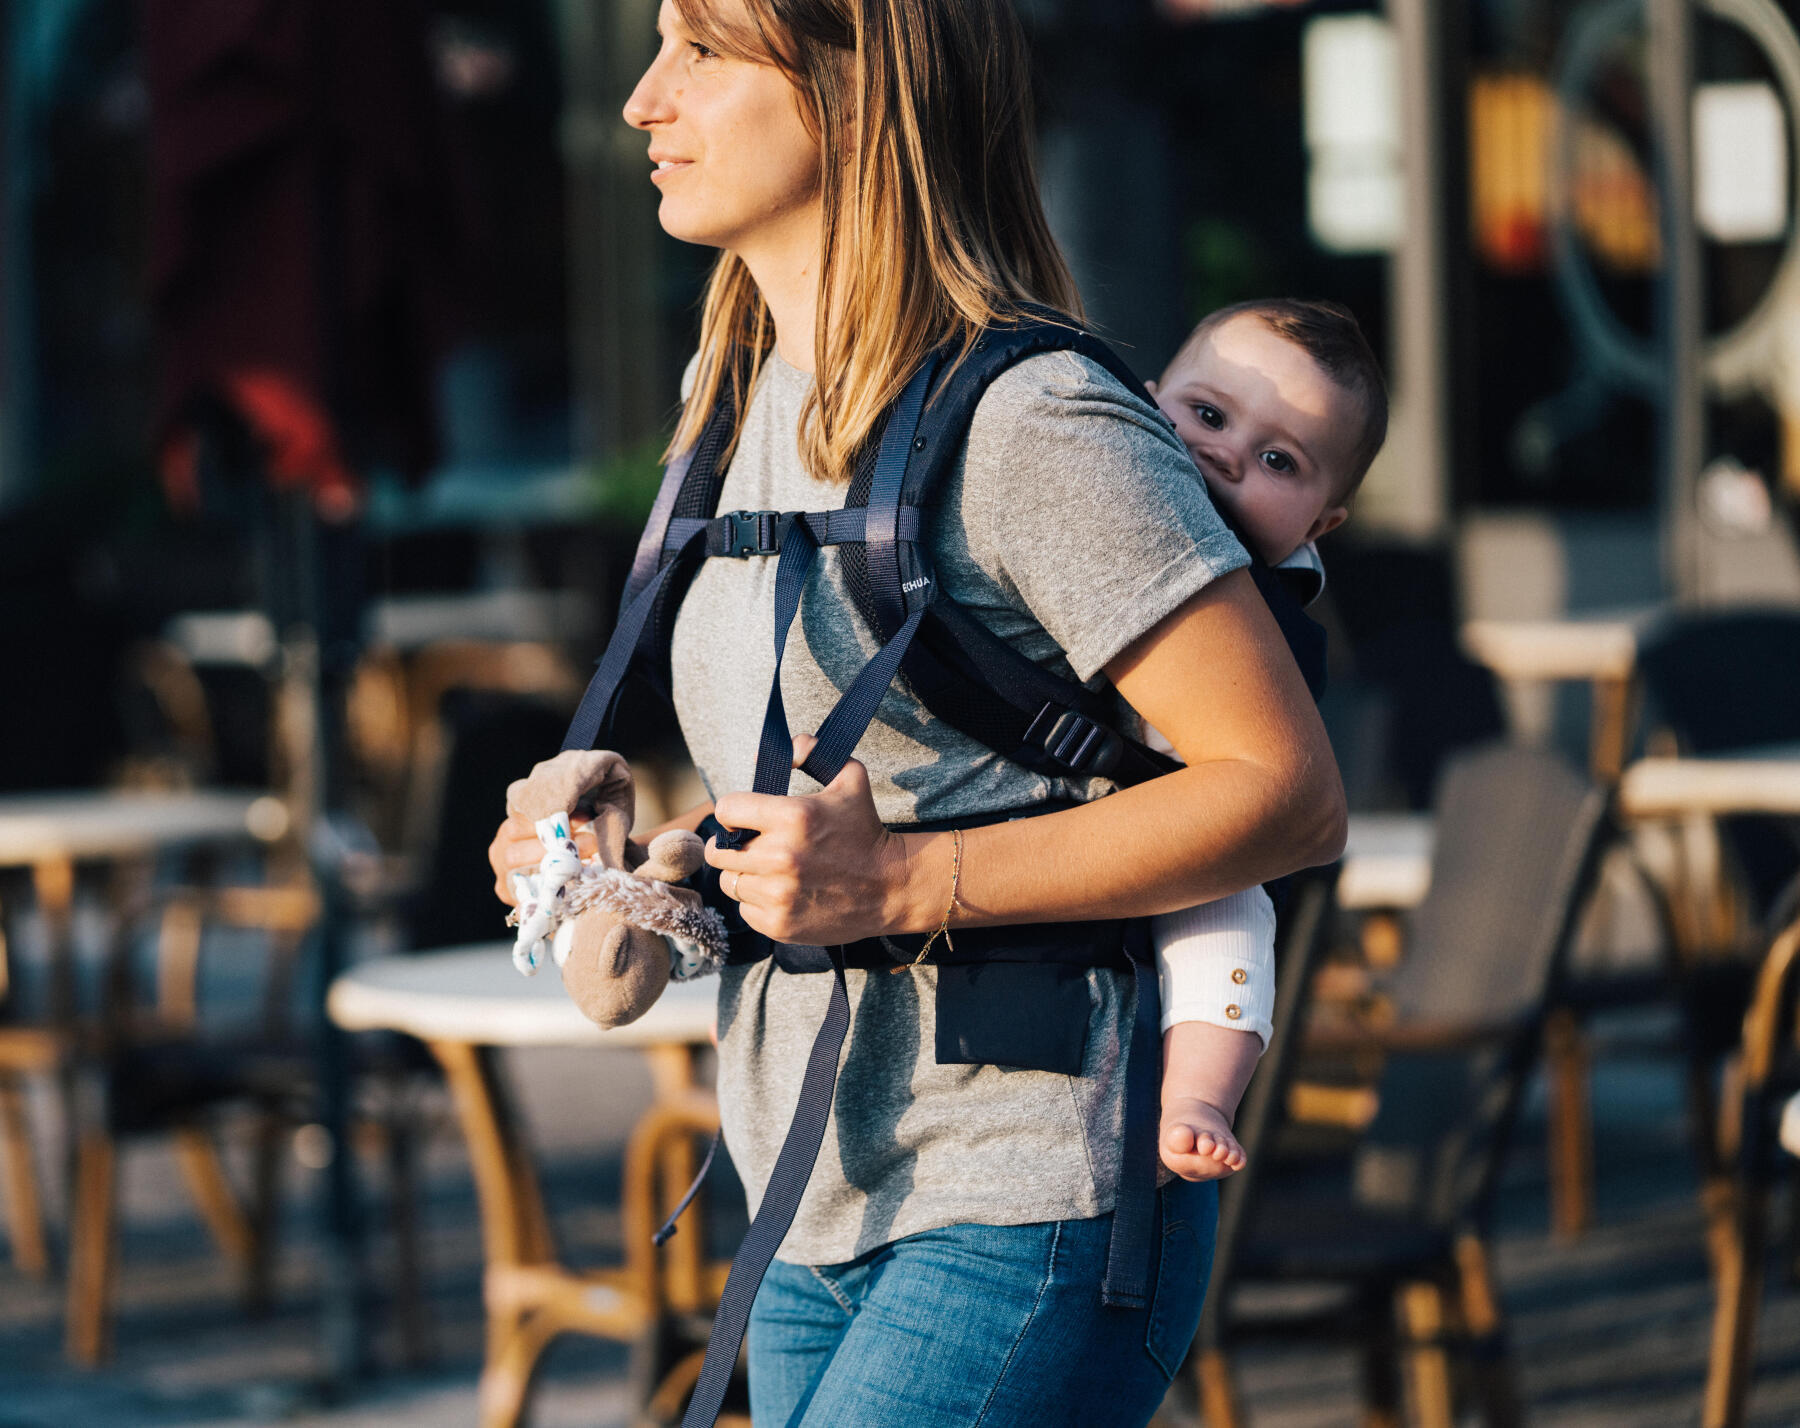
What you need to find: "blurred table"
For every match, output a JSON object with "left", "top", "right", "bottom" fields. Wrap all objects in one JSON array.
[
  {"left": 1461, "top": 613, "right": 1657, "bottom": 780},
  {"left": 1618, "top": 746, "right": 1800, "bottom": 819},
  {"left": 1340, "top": 813, "right": 1434, "bottom": 912},
  {"left": 328, "top": 948, "right": 718, "bottom": 1427}
]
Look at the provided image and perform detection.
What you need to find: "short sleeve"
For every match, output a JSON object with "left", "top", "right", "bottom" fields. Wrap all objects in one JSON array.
[{"left": 953, "top": 351, "right": 1250, "bottom": 682}]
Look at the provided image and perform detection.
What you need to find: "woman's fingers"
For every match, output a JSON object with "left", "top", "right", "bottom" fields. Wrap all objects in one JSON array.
[{"left": 486, "top": 812, "right": 602, "bottom": 903}]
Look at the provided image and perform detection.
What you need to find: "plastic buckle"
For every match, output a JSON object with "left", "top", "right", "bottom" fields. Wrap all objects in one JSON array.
[
  {"left": 723, "top": 510, "right": 782, "bottom": 557},
  {"left": 1025, "top": 706, "right": 1124, "bottom": 776}
]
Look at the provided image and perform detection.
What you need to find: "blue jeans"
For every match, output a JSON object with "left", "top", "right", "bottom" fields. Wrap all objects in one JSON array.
[{"left": 745, "top": 1178, "right": 1217, "bottom": 1428}]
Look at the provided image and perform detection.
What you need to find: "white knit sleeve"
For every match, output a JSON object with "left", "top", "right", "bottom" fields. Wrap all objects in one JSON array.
[{"left": 1152, "top": 885, "right": 1277, "bottom": 1048}]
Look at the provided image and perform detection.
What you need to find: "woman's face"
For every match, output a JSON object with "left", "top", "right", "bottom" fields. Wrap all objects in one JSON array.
[{"left": 624, "top": 1, "right": 823, "bottom": 263}]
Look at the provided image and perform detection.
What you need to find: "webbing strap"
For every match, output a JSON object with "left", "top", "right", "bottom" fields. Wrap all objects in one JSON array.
[
  {"left": 625, "top": 440, "right": 697, "bottom": 607},
  {"left": 796, "top": 606, "right": 926, "bottom": 787},
  {"left": 1101, "top": 941, "right": 1162, "bottom": 1308},
  {"left": 681, "top": 946, "right": 850, "bottom": 1428},
  {"left": 562, "top": 522, "right": 710, "bottom": 753},
  {"left": 665, "top": 506, "right": 923, "bottom": 559},
  {"left": 865, "top": 357, "right": 940, "bottom": 636},
  {"left": 747, "top": 519, "right": 821, "bottom": 799}
]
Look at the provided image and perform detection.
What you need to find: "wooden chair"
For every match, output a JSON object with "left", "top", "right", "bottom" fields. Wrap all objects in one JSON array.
[
  {"left": 1198, "top": 744, "right": 1611, "bottom": 1428},
  {"left": 425, "top": 1041, "right": 734, "bottom": 1428},
  {"left": 1188, "top": 863, "right": 1342, "bottom": 1428},
  {"left": 1697, "top": 875, "right": 1800, "bottom": 1428},
  {"left": 63, "top": 878, "right": 321, "bottom": 1364}
]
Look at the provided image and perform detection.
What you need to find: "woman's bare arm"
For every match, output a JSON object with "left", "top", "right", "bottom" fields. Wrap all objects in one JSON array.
[{"left": 703, "top": 569, "right": 1346, "bottom": 946}]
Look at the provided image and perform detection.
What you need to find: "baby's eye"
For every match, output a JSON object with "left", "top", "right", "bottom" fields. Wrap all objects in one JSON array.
[
  {"left": 1260, "top": 450, "right": 1296, "bottom": 475},
  {"left": 1193, "top": 403, "right": 1224, "bottom": 430}
]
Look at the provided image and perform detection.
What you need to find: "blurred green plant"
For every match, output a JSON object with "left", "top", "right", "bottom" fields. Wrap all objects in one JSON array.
[
  {"left": 580, "top": 434, "right": 670, "bottom": 526},
  {"left": 1184, "top": 217, "right": 1275, "bottom": 325}
]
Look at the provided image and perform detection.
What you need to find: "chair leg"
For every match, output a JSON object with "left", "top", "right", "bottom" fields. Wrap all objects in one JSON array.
[
  {"left": 1703, "top": 1179, "right": 1769, "bottom": 1428},
  {"left": 1545, "top": 1009, "right": 1594, "bottom": 1240},
  {"left": 1194, "top": 1346, "right": 1243, "bottom": 1428},
  {"left": 1455, "top": 1235, "right": 1524, "bottom": 1428},
  {"left": 65, "top": 1131, "right": 118, "bottom": 1366},
  {"left": 172, "top": 1124, "right": 254, "bottom": 1266},
  {"left": 1397, "top": 1281, "right": 1455, "bottom": 1428},
  {"left": 0, "top": 1074, "right": 49, "bottom": 1279},
  {"left": 386, "top": 1115, "right": 434, "bottom": 1368},
  {"left": 1357, "top": 1336, "right": 1403, "bottom": 1428},
  {"left": 246, "top": 1108, "right": 285, "bottom": 1314},
  {"left": 478, "top": 1307, "right": 557, "bottom": 1428}
]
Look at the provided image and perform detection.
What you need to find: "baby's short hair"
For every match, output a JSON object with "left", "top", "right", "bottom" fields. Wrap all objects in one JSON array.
[{"left": 1176, "top": 298, "right": 1388, "bottom": 501}]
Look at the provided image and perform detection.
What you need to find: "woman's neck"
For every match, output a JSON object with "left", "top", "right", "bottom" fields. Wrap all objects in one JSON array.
[{"left": 735, "top": 209, "right": 822, "bottom": 374}]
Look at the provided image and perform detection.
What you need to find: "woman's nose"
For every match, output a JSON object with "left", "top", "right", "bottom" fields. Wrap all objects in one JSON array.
[{"left": 623, "top": 54, "right": 674, "bottom": 129}]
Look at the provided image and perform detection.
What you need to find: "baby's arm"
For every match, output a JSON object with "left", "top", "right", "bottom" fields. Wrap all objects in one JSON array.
[{"left": 1154, "top": 886, "right": 1277, "bottom": 1180}]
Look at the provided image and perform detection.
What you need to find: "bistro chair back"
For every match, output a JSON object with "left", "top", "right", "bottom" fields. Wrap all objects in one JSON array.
[
  {"left": 1636, "top": 608, "right": 1800, "bottom": 921},
  {"left": 1196, "top": 744, "right": 1610, "bottom": 1428},
  {"left": 1355, "top": 744, "right": 1612, "bottom": 1230}
]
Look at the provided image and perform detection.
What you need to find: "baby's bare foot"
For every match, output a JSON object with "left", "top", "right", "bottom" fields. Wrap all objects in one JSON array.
[{"left": 1160, "top": 1096, "right": 1247, "bottom": 1182}]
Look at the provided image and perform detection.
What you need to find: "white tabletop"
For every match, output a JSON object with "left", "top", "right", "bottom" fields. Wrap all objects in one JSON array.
[
  {"left": 1620, "top": 747, "right": 1800, "bottom": 819},
  {"left": 0, "top": 790, "right": 281, "bottom": 866},
  {"left": 327, "top": 944, "right": 719, "bottom": 1048},
  {"left": 1339, "top": 812, "right": 1435, "bottom": 910},
  {"left": 1460, "top": 614, "right": 1650, "bottom": 683}
]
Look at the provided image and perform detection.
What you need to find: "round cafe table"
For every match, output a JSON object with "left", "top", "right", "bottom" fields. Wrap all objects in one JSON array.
[
  {"left": 0, "top": 789, "right": 281, "bottom": 1297},
  {"left": 328, "top": 947, "right": 721, "bottom": 1427}
]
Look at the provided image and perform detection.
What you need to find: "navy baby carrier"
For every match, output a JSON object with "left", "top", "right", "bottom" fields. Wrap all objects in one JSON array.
[{"left": 562, "top": 312, "right": 1326, "bottom": 1427}]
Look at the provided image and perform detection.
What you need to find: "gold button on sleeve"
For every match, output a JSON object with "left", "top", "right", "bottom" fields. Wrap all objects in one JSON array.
[
  {"left": 1225, "top": 1004, "right": 1242, "bottom": 1020},
  {"left": 1230, "top": 968, "right": 1247, "bottom": 984}
]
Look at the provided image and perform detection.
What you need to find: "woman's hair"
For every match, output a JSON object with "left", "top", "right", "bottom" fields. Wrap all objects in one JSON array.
[{"left": 668, "top": 0, "right": 1082, "bottom": 483}]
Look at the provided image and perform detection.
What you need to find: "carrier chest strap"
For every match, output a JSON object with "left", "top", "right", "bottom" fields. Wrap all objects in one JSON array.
[{"left": 663, "top": 504, "right": 923, "bottom": 560}]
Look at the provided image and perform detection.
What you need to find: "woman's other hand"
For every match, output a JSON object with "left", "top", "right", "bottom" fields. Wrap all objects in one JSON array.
[
  {"left": 704, "top": 736, "right": 919, "bottom": 945},
  {"left": 488, "top": 813, "right": 600, "bottom": 905}
]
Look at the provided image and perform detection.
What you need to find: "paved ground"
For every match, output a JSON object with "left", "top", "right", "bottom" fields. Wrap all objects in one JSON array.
[{"left": 4, "top": 1016, "right": 1800, "bottom": 1426}]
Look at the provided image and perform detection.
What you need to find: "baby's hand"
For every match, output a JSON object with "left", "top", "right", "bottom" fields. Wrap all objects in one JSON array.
[{"left": 1160, "top": 1096, "right": 1246, "bottom": 1182}]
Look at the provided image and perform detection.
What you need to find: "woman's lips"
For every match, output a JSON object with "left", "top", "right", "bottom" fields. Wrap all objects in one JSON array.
[{"left": 650, "top": 158, "right": 692, "bottom": 183}]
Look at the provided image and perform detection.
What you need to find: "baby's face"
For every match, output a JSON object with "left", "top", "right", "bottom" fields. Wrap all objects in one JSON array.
[{"left": 1149, "top": 314, "right": 1355, "bottom": 566}]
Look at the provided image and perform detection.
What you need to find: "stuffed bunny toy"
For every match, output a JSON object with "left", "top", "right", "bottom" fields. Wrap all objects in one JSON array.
[{"left": 505, "top": 750, "right": 727, "bottom": 1028}]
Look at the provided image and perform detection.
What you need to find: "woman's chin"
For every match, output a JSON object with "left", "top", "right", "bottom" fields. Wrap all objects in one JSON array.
[{"left": 654, "top": 202, "right": 726, "bottom": 250}]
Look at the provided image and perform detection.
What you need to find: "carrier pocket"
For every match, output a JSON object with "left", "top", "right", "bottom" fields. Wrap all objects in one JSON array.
[{"left": 933, "top": 962, "right": 1091, "bottom": 1074}]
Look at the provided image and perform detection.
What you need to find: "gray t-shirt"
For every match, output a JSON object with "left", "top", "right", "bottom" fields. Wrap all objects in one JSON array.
[{"left": 670, "top": 347, "right": 1247, "bottom": 1264}]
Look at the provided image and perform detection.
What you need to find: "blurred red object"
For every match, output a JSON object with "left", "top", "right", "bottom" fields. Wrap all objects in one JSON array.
[
  {"left": 146, "top": 0, "right": 459, "bottom": 518},
  {"left": 159, "top": 370, "right": 359, "bottom": 523}
]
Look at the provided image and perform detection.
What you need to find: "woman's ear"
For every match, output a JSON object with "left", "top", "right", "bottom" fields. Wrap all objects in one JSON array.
[{"left": 1144, "top": 378, "right": 1160, "bottom": 398}]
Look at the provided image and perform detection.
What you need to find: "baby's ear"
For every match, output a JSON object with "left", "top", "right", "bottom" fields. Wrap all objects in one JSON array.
[{"left": 1308, "top": 504, "right": 1350, "bottom": 542}]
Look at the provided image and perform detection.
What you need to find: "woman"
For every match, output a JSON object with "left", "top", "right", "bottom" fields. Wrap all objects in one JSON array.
[{"left": 489, "top": 1, "right": 1345, "bottom": 1422}]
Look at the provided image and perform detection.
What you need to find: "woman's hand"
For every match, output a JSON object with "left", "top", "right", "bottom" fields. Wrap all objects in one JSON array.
[
  {"left": 487, "top": 813, "right": 600, "bottom": 905},
  {"left": 703, "top": 736, "right": 921, "bottom": 945}
]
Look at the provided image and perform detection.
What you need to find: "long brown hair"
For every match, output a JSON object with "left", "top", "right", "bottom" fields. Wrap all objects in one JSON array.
[{"left": 667, "top": 0, "right": 1082, "bottom": 483}]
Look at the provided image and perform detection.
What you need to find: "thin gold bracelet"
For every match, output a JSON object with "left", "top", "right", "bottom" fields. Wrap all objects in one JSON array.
[{"left": 909, "top": 827, "right": 963, "bottom": 967}]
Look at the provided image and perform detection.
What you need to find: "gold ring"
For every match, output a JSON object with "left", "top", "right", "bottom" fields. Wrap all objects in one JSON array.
[{"left": 728, "top": 870, "right": 742, "bottom": 899}]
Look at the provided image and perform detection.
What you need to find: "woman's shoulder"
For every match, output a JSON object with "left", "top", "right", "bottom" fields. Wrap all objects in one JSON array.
[
  {"left": 964, "top": 347, "right": 1202, "bottom": 493},
  {"left": 969, "top": 347, "right": 1186, "bottom": 466}
]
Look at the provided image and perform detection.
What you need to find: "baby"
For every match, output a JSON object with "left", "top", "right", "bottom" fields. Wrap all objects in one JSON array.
[{"left": 1144, "top": 298, "right": 1388, "bottom": 1181}]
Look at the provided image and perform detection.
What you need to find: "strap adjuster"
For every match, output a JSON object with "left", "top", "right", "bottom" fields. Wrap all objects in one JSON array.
[
  {"left": 723, "top": 510, "right": 783, "bottom": 557},
  {"left": 1024, "top": 705, "right": 1124, "bottom": 776}
]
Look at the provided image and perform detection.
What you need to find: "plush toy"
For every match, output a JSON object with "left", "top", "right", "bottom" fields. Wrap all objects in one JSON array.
[{"left": 504, "top": 750, "right": 728, "bottom": 1027}]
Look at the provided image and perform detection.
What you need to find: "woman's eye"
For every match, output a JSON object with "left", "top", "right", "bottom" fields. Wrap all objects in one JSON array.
[
  {"left": 688, "top": 40, "right": 719, "bottom": 60},
  {"left": 1260, "top": 450, "right": 1295, "bottom": 475},
  {"left": 1194, "top": 403, "right": 1224, "bottom": 430}
]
